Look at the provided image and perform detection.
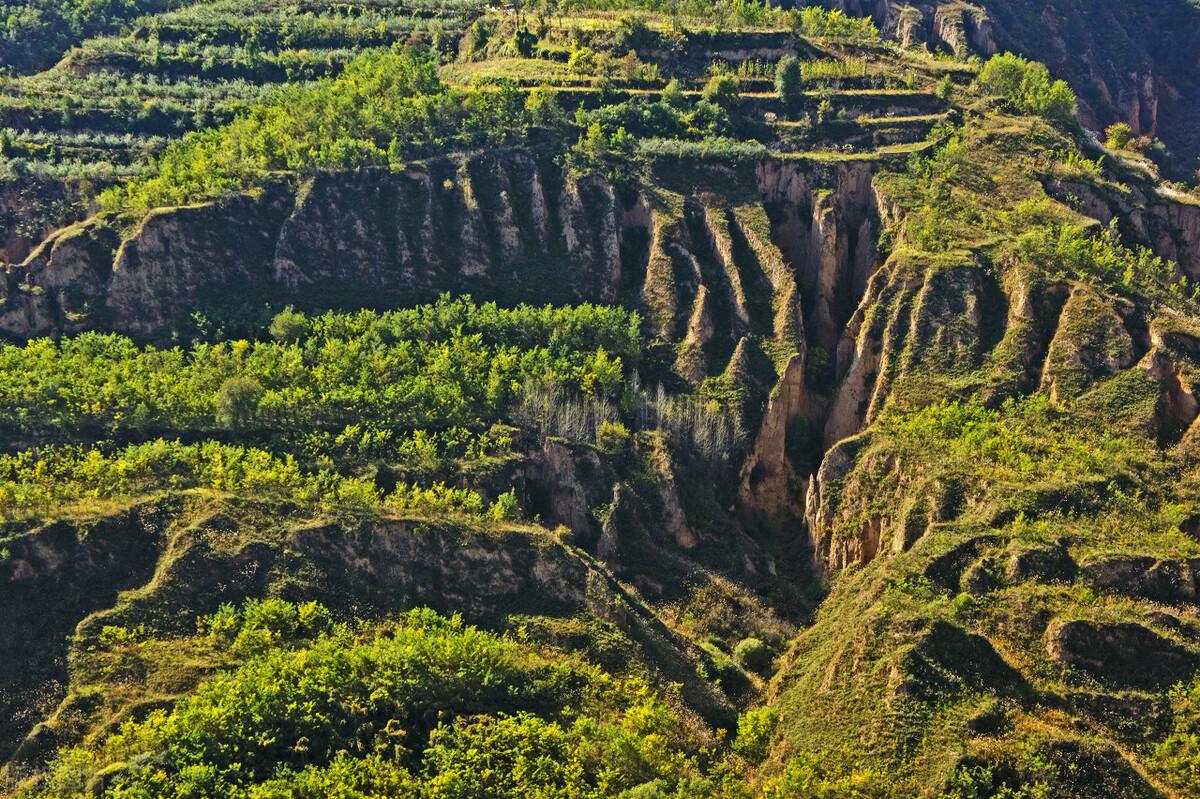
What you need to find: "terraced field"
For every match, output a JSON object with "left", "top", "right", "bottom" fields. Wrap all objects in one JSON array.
[{"left": 0, "top": 1, "right": 971, "bottom": 260}]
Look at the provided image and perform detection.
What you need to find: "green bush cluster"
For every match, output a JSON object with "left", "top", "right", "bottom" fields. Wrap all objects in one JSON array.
[
  {"left": 98, "top": 48, "right": 553, "bottom": 214},
  {"left": 1014, "top": 217, "right": 1188, "bottom": 300},
  {"left": 0, "top": 437, "right": 515, "bottom": 521},
  {"left": 1156, "top": 677, "right": 1200, "bottom": 795},
  {"left": 794, "top": 7, "right": 879, "bottom": 40},
  {"left": 976, "top": 53, "right": 1076, "bottom": 124},
  {"left": 36, "top": 608, "right": 736, "bottom": 799},
  {"left": 881, "top": 396, "right": 1137, "bottom": 482}
]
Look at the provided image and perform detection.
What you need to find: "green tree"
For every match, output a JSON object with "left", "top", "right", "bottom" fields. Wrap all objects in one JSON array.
[
  {"left": 1105, "top": 122, "right": 1134, "bottom": 150},
  {"left": 774, "top": 56, "right": 803, "bottom": 111},
  {"left": 662, "top": 78, "right": 686, "bottom": 109},
  {"left": 702, "top": 72, "right": 741, "bottom": 110},
  {"left": 567, "top": 46, "right": 597, "bottom": 76},
  {"left": 215, "top": 376, "right": 264, "bottom": 430},
  {"left": 976, "top": 53, "right": 1076, "bottom": 124},
  {"left": 936, "top": 74, "right": 954, "bottom": 103},
  {"left": 525, "top": 84, "right": 567, "bottom": 128},
  {"left": 268, "top": 306, "right": 308, "bottom": 343}
]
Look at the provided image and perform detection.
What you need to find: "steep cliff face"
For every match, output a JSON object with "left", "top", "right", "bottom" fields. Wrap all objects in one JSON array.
[
  {"left": 0, "top": 177, "right": 92, "bottom": 265},
  {"left": 0, "top": 153, "right": 635, "bottom": 339}
]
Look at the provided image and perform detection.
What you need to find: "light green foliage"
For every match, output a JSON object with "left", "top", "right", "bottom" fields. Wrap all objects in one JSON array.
[
  {"left": 701, "top": 72, "right": 741, "bottom": 110},
  {"left": 732, "top": 707, "right": 777, "bottom": 762},
  {"left": 567, "top": 45, "right": 599, "bottom": 76},
  {"left": 936, "top": 74, "right": 955, "bottom": 103},
  {"left": 937, "top": 765, "right": 1049, "bottom": 799},
  {"left": 0, "top": 296, "right": 641, "bottom": 441},
  {"left": 199, "top": 599, "right": 332, "bottom": 658},
  {"left": 976, "top": 53, "right": 1076, "bottom": 123},
  {"left": 1014, "top": 218, "right": 1183, "bottom": 298},
  {"left": 662, "top": 78, "right": 686, "bottom": 108},
  {"left": 0, "top": 438, "right": 366, "bottom": 516},
  {"left": 1104, "top": 122, "right": 1135, "bottom": 151},
  {"left": 215, "top": 375, "right": 265, "bottom": 431},
  {"left": 525, "top": 84, "right": 568, "bottom": 129},
  {"left": 98, "top": 48, "right": 530, "bottom": 214},
  {"left": 1155, "top": 677, "right": 1200, "bottom": 794},
  {"left": 35, "top": 609, "right": 725, "bottom": 799},
  {"left": 764, "top": 754, "right": 885, "bottom": 799},
  {"left": 794, "top": 7, "right": 879, "bottom": 40},
  {"left": 595, "top": 420, "right": 631, "bottom": 453},
  {"left": 0, "top": 437, "right": 521, "bottom": 521},
  {"left": 881, "top": 396, "right": 1139, "bottom": 484},
  {"left": 385, "top": 482, "right": 490, "bottom": 518}
]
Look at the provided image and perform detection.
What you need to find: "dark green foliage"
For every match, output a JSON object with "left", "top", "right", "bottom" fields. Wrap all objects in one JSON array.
[
  {"left": 0, "top": 0, "right": 172, "bottom": 73},
  {"left": 732, "top": 637, "right": 770, "bottom": 673},
  {"left": 215, "top": 375, "right": 264, "bottom": 431},
  {"left": 774, "top": 56, "right": 803, "bottom": 112}
]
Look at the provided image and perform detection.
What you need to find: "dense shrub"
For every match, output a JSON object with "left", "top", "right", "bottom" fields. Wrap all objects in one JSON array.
[
  {"left": 794, "top": 7, "right": 879, "bottom": 40},
  {"left": 774, "top": 56, "right": 803, "bottom": 111},
  {"left": 36, "top": 609, "right": 723, "bottom": 799},
  {"left": 1156, "top": 677, "right": 1200, "bottom": 795},
  {"left": 976, "top": 53, "right": 1076, "bottom": 123},
  {"left": 98, "top": 48, "right": 530, "bottom": 213},
  {"left": 701, "top": 72, "right": 741, "bottom": 110},
  {"left": 732, "top": 636, "right": 771, "bottom": 673},
  {"left": 0, "top": 0, "right": 172, "bottom": 73},
  {"left": 1014, "top": 218, "right": 1182, "bottom": 297}
]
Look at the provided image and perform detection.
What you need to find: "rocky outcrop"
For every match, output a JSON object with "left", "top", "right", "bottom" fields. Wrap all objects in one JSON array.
[
  {"left": 1139, "top": 326, "right": 1200, "bottom": 444},
  {"left": 4, "top": 498, "right": 740, "bottom": 775},
  {"left": 739, "top": 353, "right": 823, "bottom": 524},
  {"left": 757, "top": 160, "right": 881, "bottom": 359},
  {"left": 1007, "top": 540, "right": 1077, "bottom": 584},
  {"left": 891, "top": 620, "right": 1027, "bottom": 704},
  {"left": 825, "top": 256, "right": 998, "bottom": 447},
  {"left": 803, "top": 435, "right": 866, "bottom": 576},
  {"left": 523, "top": 439, "right": 613, "bottom": 549},
  {"left": 0, "top": 500, "right": 177, "bottom": 762},
  {"left": 1081, "top": 555, "right": 1200, "bottom": 605},
  {"left": 0, "top": 177, "right": 95, "bottom": 266},
  {"left": 1046, "top": 618, "right": 1197, "bottom": 689},
  {"left": 1039, "top": 286, "right": 1137, "bottom": 402}
]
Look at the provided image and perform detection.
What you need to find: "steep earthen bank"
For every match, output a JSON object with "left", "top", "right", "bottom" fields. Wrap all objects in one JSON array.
[
  {"left": 0, "top": 496, "right": 740, "bottom": 772},
  {"left": 8, "top": 148, "right": 1200, "bottom": 584}
]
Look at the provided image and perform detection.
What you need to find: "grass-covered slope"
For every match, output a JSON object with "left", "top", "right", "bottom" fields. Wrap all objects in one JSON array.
[{"left": 3, "top": 3, "right": 1200, "bottom": 798}]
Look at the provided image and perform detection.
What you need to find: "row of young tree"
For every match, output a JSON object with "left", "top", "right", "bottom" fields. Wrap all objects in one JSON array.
[
  {"left": 0, "top": 296, "right": 641, "bottom": 440},
  {"left": 0, "top": 0, "right": 174, "bottom": 73}
]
